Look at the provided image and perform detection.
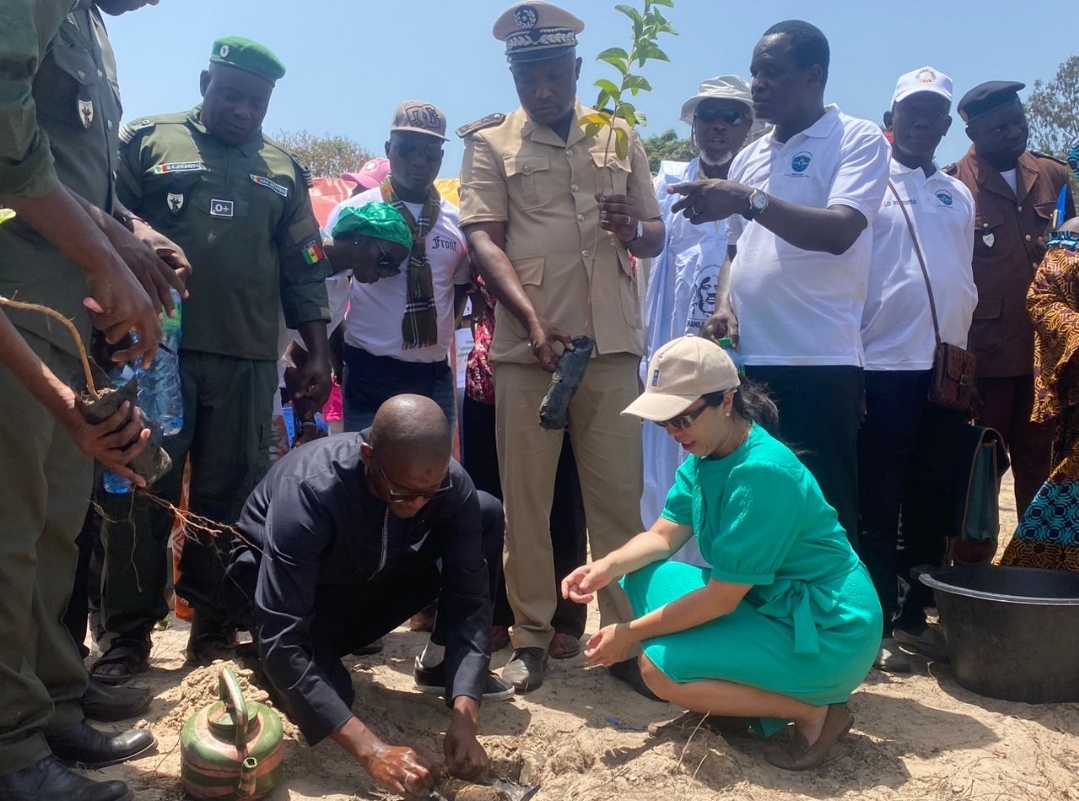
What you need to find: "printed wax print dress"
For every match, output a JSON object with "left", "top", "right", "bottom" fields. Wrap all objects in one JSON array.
[{"left": 622, "top": 424, "right": 881, "bottom": 735}]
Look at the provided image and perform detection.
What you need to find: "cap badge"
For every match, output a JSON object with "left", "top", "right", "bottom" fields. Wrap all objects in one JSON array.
[
  {"left": 915, "top": 68, "right": 937, "bottom": 84},
  {"left": 407, "top": 104, "right": 443, "bottom": 130},
  {"left": 651, "top": 368, "right": 660, "bottom": 387},
  {"left": 514, "top": 5, "right": 539, "bottom": 28},
  {"left": 219, "top": 44, "right": 229, "bottom": 58}
]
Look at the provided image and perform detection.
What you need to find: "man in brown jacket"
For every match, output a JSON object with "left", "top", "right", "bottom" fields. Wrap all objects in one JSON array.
[{"left": 947, "top": 81, "right": 1074, "bottom": 516}]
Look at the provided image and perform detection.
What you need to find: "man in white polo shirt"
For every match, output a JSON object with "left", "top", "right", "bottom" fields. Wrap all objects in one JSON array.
[
  {"left": 668, "top": 20, "right": 890, "bottom": 544},
  {"left": 327, "top": 101, "right": 470, "bottom": 432},
  {"left": 858, "top": 68, "right": 977, "bottom": 672}
]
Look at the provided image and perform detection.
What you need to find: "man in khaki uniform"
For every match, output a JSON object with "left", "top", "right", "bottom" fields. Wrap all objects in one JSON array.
[
  {"left": 947, "top": 81, "right": 1074, "bottom": 516},
  {"left": 460, "top": 1, "right": 664, "bottom": 695}
]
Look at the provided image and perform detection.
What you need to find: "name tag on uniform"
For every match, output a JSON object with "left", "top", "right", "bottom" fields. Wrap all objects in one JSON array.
[
  {"left": 209, "top": 198, "right": 234, "bottom": 218},
  {"left": 250, "top": 174, "right": 289, "bottom": 197},
  {"left": 152, "top": 161, "right": 203, "bottom": 175}
]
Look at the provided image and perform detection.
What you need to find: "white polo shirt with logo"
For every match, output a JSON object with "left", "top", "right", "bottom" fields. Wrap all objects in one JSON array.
[
  {"left": 862, "top": 158, "right": 977, "bottom": 371},
  {"left": 328, "top": 187, "right": 470, "bottom": 363},
  {"left": 727, "top": 105, "right": 891, "bottom": 367}
]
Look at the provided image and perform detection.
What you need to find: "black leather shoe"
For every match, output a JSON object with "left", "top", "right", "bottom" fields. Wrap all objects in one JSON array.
[
  {"left": 46, "top": 720, "right": 155, "bottom": 769},
  {"left": 0, "top": 755, "right": 132, "bottom": 801},
  {"left": 501, "top": 647, "right": 548, "bottom": 692},
  {"left": 609, "top": 658, "right": 663, "bottom": 701},
  {"left": 80, "top": 678, "right": 153, "bottom": 722}
]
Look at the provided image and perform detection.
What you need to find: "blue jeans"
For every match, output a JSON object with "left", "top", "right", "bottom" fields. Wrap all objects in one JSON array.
[{"left": 342, "top": 345, "right": 456, "bottom": 433}]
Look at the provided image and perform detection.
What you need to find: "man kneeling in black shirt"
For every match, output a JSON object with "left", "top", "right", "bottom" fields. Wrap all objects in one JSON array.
[{"left": 219, "top": 394, "right": 507, "bottom": 798}]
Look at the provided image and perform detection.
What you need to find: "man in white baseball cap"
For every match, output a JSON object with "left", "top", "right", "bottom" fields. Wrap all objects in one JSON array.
[
  {"left": 859, "top": 66, "right": 977, "bottom": 672},
  {"left": 641, "top": 77, "right": 757, "bottom": 563}
]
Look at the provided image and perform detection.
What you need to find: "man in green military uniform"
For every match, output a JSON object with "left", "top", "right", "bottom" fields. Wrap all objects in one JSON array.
[
  {"left": 0, "top": 1, "right": 186, "bottom": 799},
  {"left": 93, "top": 36, "right": 333, "bottom": 677}
]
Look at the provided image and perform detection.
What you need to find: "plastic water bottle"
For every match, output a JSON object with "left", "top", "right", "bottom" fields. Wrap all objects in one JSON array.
[
  {"left": 102, "top": 364, "right": 139, "bottom": 495},
  {"left": 719, "top": 337, "right": 746, "bottom": 376},
  {"left": 137, "top": 289, "right": 183, "bottom": 436},
  {"left": 101, "top": 291, "right": 183, "bottom": 493}
]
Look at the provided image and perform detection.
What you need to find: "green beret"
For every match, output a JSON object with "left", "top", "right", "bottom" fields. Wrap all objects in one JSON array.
[
  {"left": 332, "top": 203, "right": 414, "bottom": 252},
  {"left": 209, "top": 37, "right": 286, "bottom": 84}
]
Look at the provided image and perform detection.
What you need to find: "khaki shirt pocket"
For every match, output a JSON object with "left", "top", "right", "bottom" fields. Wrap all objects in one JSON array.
[
  {"left": 504, "top": 155, "right": 552, "bottom": 210},
  {"left": 590, "top": 148, "right": 631, "bottom": 196},
  {"left": 499, "top": 255, "right": 545, "bottom": 341},
  {"left": 973, "top": 213, "right": 1006, "bottom": 257},
  {"left": 616, "top": 249, "right": 641, "bottom": 330}
]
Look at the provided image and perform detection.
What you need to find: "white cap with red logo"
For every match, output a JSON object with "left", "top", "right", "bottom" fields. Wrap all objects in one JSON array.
[{"left": 892, "top": 66, "right": 953, "bottom": 105}]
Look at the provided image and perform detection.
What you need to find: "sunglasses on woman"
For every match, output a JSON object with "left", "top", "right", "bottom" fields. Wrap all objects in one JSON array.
[
  {"left": 695, "top": 107, "right": 748, "bottom": 126},
  {"left": 654, "top": 402, "right": 709, "bottom": 430},
  {"left": 374, "top": 239, "right": 402, "bottom": 277}
]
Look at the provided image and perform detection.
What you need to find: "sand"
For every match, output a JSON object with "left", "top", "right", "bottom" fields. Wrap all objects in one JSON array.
[{"left": 88, "top": 471, "right": 1079, "bottom": 801}]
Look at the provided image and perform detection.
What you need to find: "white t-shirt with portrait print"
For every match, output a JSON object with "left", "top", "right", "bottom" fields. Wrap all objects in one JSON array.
[
  {"left": 726, "top": 105, "right": 891, "bottom": 367},
  {"left": 328, "top": 187, "right": 470, "bottom": 363}
]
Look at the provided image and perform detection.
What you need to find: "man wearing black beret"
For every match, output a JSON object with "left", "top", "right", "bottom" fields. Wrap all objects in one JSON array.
[{"left": 947, "top": 80, "right": 1074, "bottom": 519}]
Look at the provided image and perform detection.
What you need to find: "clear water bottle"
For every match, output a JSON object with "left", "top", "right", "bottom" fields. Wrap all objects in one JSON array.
[
  {"left": 137, "top": 289, "right": 183, "bottom": 436},
  {"left": 102, "top": 364, "right": 139, "bottom": 495},
  {"left": 718, "top": 337, "right": 746, "bottom": 376}
]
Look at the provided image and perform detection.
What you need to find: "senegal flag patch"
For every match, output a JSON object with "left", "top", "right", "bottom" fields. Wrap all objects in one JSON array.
[{"left": 302, "top": 239, "right": 325, "bottom": 265}]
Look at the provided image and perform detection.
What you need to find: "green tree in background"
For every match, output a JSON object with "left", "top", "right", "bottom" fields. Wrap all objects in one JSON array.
[
  {"left": 1026, "top": 55, "right": 1079, "bottom": 159},
  {"left": 642, "top": 128, "right": 693, "bottom": 172},
  {"left": 274, "top": 130, "right": 373, "bottom": 178}
]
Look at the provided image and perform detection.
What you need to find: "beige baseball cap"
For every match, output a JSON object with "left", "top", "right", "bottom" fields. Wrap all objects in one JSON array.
[{"left": 623, "top": 335, "right": 741, "bottom": 421}]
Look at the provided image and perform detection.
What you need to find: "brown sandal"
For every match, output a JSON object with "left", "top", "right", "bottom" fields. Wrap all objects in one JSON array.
[
  {"left": 548, "top": 632, "right": 580, "bottom": 660},
  {"left": 89, "top": 636, "right": 151, "bottom": 686},
  {"left": 763, "top": 703, "right": 853, "bottom": 771}
]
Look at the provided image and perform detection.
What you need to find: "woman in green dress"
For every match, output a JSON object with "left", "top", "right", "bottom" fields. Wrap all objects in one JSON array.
[{"left": 562, "top": 335, "right": 881, "bottom": 770}]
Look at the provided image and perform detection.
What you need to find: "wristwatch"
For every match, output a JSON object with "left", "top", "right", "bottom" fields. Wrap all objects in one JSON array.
[
  {"left": 627, "top": 220, "right": 644, "bottom": 243},
  {"left": 743, "top": 190, "right": 769, "bottom": 221}
]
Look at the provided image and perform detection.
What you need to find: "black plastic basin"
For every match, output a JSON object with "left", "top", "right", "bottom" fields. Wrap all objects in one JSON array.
[{"left": 920, "top": 565, "right": 1079, "bottom": 703}]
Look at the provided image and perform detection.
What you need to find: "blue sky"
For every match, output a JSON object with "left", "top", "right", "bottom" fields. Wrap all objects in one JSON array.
[{"left": 105, "top": 0, "right": 1073, "bottom": 177}]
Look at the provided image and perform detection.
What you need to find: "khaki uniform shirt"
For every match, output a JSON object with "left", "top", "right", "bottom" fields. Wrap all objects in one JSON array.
[
  {"left": 117, "top": 109, "right": 330, "bottom": 362},
  {"left": 459, "top": 102, "right": 660, "bottom": 363},
  {"left": 948, "top": 147, "right": 1073, "bottom": 378},
  {"left": 0, "top": 0, "right": 121, "bottom": 356}
]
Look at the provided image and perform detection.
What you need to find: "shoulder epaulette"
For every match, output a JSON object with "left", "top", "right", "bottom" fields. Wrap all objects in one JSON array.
[
  {"left": 1030, "top": 150, "right": 1069, "bottom": 166},
  {"left": 942, "top": 162, "right": 958, "bottom": 175},
  {"left": 289, "top": 154, "right": 314, "bottom": 188},
  {"left": 118, "top": 116, "right": 157, "bottom": 145},
  {"left": 456, "top": 113, "right": 506, "bottom": 139}
]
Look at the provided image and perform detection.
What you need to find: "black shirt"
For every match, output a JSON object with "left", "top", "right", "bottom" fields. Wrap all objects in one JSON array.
[{"left": 225, "top": 431, "right": 491, "bottom": 744}]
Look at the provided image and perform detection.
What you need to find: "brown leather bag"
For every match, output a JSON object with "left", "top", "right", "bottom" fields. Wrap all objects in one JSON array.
[{"left": 888, "top": 181, "right": 977, "bottom": 415}]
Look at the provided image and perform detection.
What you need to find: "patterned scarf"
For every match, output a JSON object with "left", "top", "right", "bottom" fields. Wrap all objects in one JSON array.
[{"left": 381, "top": 177, "right": 440, "bottom": 348}]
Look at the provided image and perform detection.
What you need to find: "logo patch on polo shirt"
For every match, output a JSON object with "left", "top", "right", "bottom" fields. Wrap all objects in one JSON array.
[
  {"left": 791, "top": 152, "right": 812, "bottom": 173},
  {"left": 935, "top": 190, "right": 954, "bottom": 206}
]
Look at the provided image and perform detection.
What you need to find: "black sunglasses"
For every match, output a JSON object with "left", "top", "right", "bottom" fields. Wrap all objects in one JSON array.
[
  {"left": 374, "top": 239, "right": 403, "bottom": 276},
  {"left": 653, "top": 402, "right": 709, "bottom": 430},
  {"left": 393, "top": 140, "right": 444, "bottom": 163},
  {"left": 373, "top": 451, "right": 452, "bottom": 503},
  {"left": 695, "top": 107, "right": 748, "bottom": 126}
]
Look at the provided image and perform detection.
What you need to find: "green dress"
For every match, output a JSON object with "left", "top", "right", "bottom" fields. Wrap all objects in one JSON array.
[{"left": 622, "top": 424, "right": 881, "bottom": 733}]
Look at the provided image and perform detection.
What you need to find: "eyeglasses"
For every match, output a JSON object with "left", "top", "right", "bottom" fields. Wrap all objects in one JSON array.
[
  {"left": 372, "top": 451, "right": 452, "bottom": 503},
  {"left": 653, "top": 402, "right": 709, "bottom": 430},
  {"left": 374, "top": 239, "right": 403, "bottom": 276},
  {"left": 695, "top": 107, "right": 748, "bottom": 126},
  {"left": 392, "top": 140, "right": 444, "bottom": 163}
]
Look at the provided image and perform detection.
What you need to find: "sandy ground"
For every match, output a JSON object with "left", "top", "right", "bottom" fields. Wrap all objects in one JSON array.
[{"left": 86, "top": 470, "right": 1079, "bottom": 801}]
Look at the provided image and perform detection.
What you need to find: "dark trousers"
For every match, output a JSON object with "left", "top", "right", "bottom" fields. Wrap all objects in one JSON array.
[
  {"left": 105, "top": 351, "right": 277, "bottom": 637},
  {"left": 231, "top": 492, "right": 503, "bottom": 710},
  {"left": 976, "top": 375, "right": 1053, "bottom": 516},
  {"left": 461, "top": 396, "right": 587, "bottom": 638},
  {"left": 744, "top": 365, "right": 864, "bottom": 547},
  {"left": 62, "top": 501, "right": 105, "bottom": 658},
  {"left": 858, "top": 371, "right": 967, "bottom": 635},
  {"left": 342, "top": 345, "right": 456, "bottom": 433}
]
